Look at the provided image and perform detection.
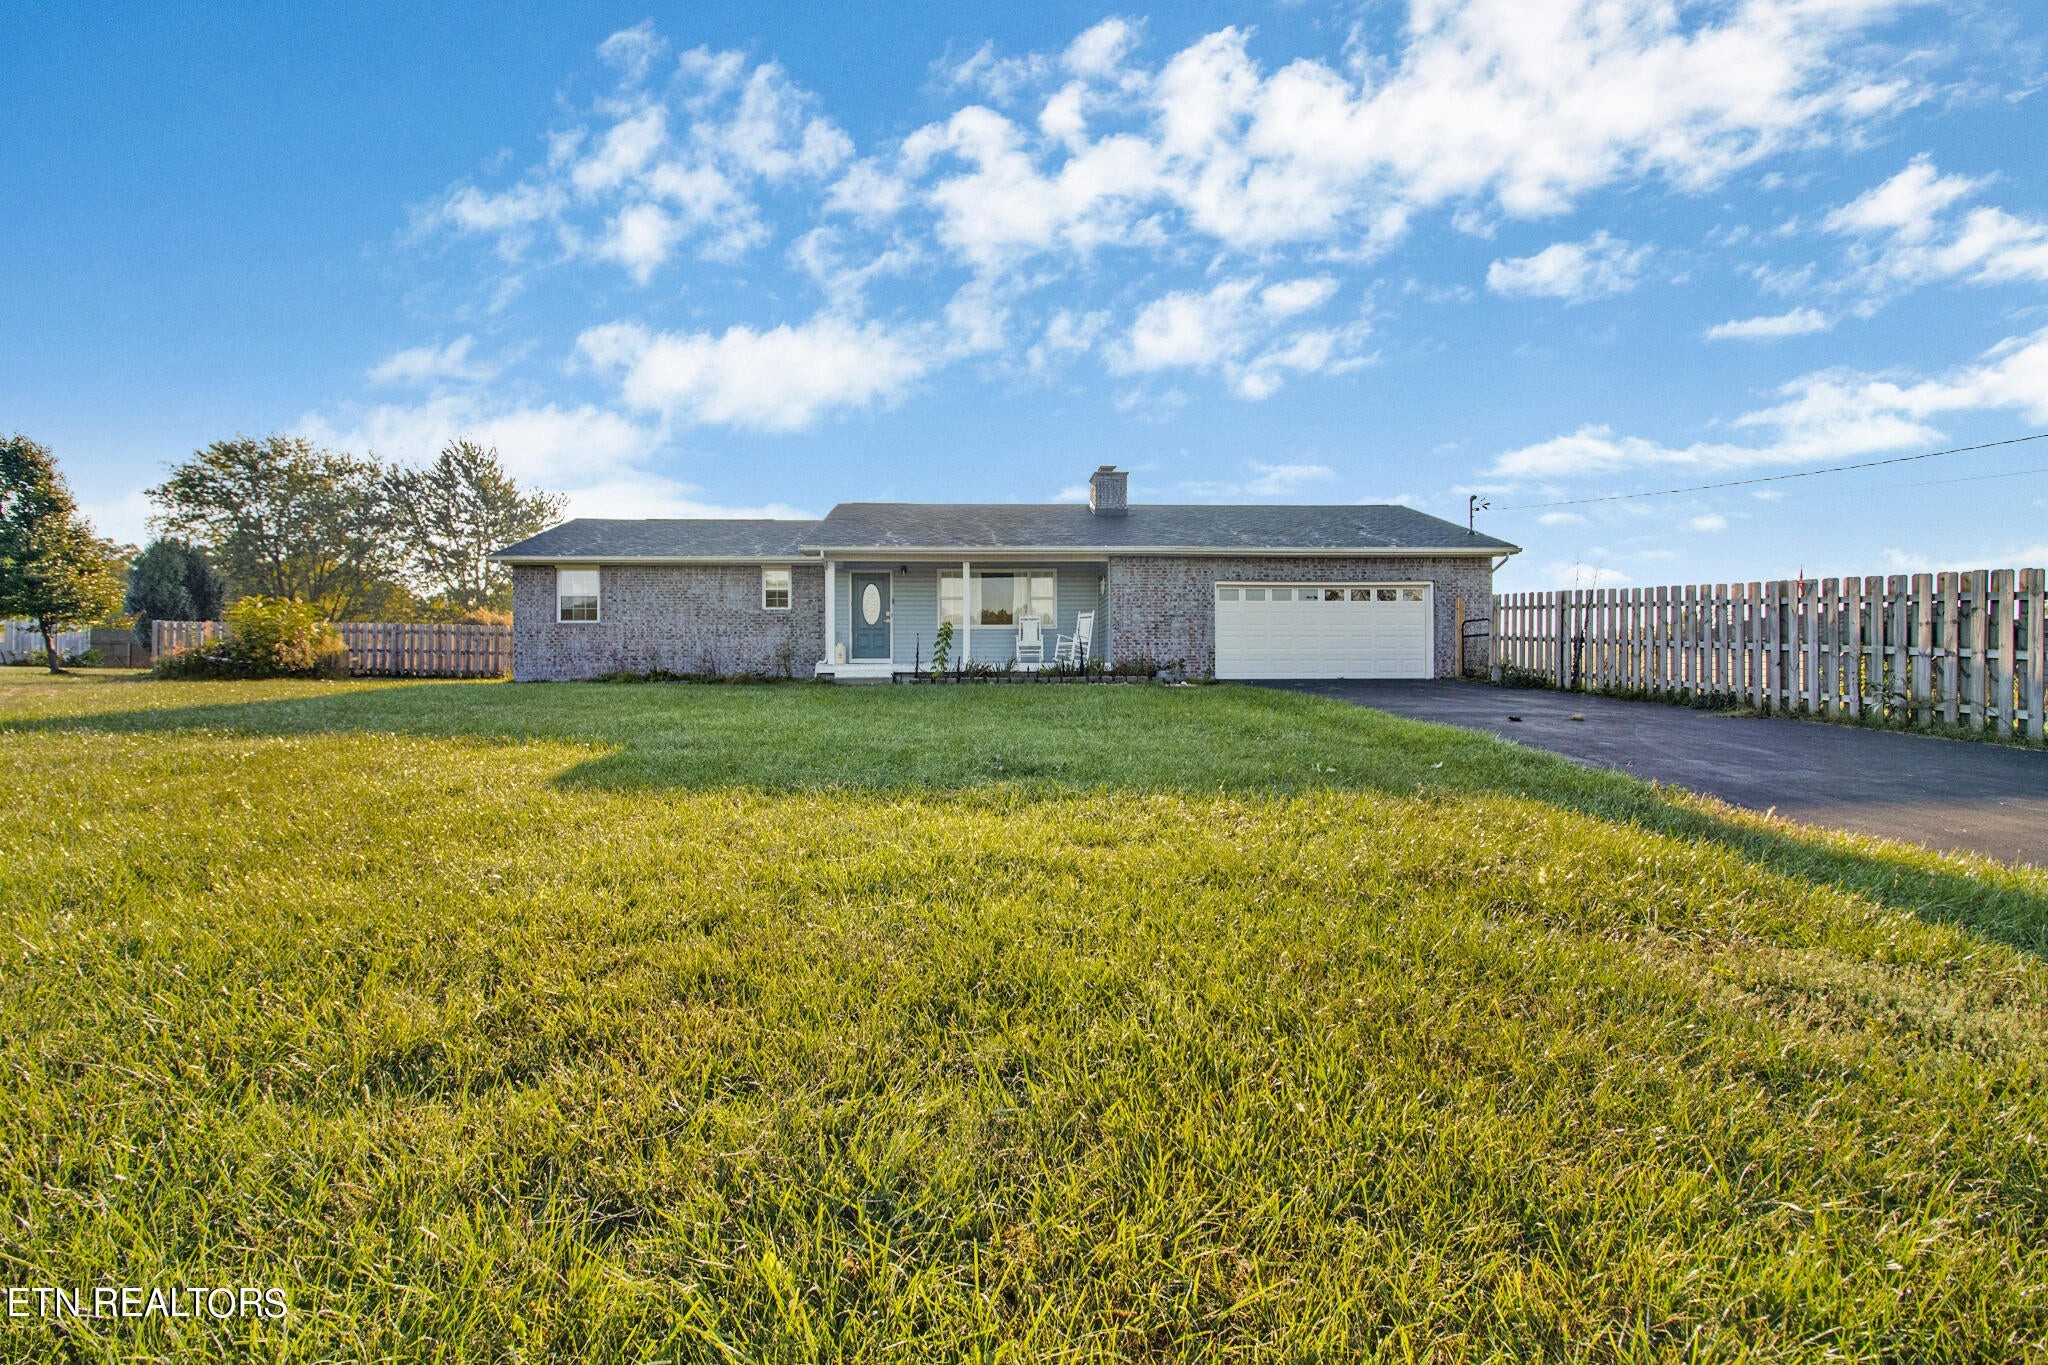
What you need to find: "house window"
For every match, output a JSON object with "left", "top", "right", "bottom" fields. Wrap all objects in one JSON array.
[
  {"left": 556, "top": 567, "right": 600, "bottom": 622},
  {"left": 762, "top": 567, "right": 791, "bottom": 610},
  {"left": 940, "top": 571, "right": 1057, "bottom": 627}
]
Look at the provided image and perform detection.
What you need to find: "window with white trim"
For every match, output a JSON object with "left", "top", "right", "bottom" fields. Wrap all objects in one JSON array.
[
  {"left": 939, "top": 570, "right": 1056, "bottom": 627},
  {"left": 762, "top": 567, "right": 791, "bottom": 610},
  {"left": 556, "top": 567, "right": 600, "bottom": 622}
]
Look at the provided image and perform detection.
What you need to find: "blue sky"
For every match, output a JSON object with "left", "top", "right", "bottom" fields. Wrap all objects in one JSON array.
[{"left": 5, "top": 1, "right": 2046, "bottom": 589}]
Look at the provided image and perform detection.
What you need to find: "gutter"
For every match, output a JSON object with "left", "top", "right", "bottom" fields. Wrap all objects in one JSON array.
[
  {"left": 490, "top": 554, "right": 813, "bottom": 565},
  {"left": 492, "top": 545, "right": 1524, "bottom": 564},
  {"left": 795, "top": 544, "right": 1520, "bottom": 558}
]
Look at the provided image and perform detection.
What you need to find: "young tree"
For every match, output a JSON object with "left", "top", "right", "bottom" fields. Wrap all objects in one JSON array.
[
  {"left": 387, "top": 439, "right": 566, "bottom": 612},
  {"left": 124, "top": 538, "right": 228, "bottom": 646},
  {"left": 0, "top": 435, "right": 124, "bottom": 672},
  {"left": 147, "top": 434, "right": 404, "bottom": 617}
]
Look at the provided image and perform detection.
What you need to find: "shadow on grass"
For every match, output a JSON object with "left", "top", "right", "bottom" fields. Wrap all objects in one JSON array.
[{"left": 10, "top": 678, "right": 2047, "bottom": 960}]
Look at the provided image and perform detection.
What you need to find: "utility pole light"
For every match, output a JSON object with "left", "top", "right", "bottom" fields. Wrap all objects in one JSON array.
[{"left": 1468, "top": 494, "right": 1490, "bottom": 531}]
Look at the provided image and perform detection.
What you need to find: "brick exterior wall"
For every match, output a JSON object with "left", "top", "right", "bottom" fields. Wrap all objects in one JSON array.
[
  {"left": 511, "top": 563, "right": 824, "bottom": 681},
  {"left": 1105, "top": 554, "right": 1497, "bottom": 678}
]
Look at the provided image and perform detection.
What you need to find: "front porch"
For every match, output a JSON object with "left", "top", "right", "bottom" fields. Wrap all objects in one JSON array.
[{"left": 814, "top": 558, "right": 1107, "bottom": 680}]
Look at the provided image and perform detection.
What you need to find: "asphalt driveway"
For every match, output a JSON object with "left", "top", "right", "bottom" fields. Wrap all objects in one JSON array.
[{"left": 1269, "top": 679, "right": 2048, "bottom": 868}]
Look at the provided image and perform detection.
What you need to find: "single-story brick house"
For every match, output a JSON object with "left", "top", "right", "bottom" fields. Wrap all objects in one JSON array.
[{"left": 492, "top": 467, "right": 1520, "bottom": 682}]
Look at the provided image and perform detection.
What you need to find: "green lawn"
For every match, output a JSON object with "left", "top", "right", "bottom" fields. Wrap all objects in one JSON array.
[{"left": 3, "top": 671, "right": 2046, "bottom": 1362}]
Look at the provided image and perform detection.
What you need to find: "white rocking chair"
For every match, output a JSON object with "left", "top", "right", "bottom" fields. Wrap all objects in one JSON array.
[
  {"left": 1053, "top": 610, "right": 1095, "bottom": 668},
  {"left": 1015, "top": 615, "right": 1045, "bottom": 667}
]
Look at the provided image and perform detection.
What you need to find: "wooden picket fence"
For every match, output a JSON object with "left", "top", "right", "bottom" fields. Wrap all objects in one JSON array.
[
  {"left": 153, "top": 619, "right": 511, "bottom": 678},
  {"left": 1494, "top": 568, "right": 2048, "bottom": 743}
]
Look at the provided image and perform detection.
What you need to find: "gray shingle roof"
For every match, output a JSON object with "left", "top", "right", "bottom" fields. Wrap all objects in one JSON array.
[
  {"left": 494, "top": 518, "right": 819, "bottom": 561},
  {"left": 494, "top": 505, "right": 1518, "bottom": 560},
  {"left": 806, "top": 503, "right": 1518, "bottom": 554}
]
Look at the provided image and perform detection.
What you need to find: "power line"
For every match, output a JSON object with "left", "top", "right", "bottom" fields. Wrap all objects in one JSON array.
[
  {"left": 1756, "top": 462, "right": 2048, "bottom": 501},
  {"left": 1495, "top": 432, "right": 2048, "bottom": 510}
]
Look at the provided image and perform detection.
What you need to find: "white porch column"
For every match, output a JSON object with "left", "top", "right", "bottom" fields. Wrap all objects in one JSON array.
[
  {"left": 961, "top": 559, "right": 972, "bottom": 667},
  {"left": 822, "top": 558, "right": 837, "bottom": 666}
]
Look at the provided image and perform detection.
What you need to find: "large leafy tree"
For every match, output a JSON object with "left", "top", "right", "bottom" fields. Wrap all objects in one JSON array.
[
  {"left": 147, "top": 434, "right": 405, "bottom": 618},
  {"left": 0, "top": 434, "right": 124, "bottom": 672},
  {"left": 387, "top": 439, "right": 565, "bottom": 613},
  {"left": 124, "top": 538, "right": 228, "bottom": 646}
]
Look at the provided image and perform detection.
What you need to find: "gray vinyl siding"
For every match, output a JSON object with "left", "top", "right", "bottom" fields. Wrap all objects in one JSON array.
[{"left": 829, "top": 563, "right": 1106, "bottom": 667}]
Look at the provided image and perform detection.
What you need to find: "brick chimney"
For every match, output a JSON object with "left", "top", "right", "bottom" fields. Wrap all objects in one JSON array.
[{"left": 1088, "top": 465, "right": 1128, "bottom": 517}]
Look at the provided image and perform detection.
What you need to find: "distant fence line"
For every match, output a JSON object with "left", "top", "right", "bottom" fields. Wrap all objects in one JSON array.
[
  {"left": 153, "top": 620, "right": 511, "bottom": 679},
  {"left": 1, "top": 621, "right": 93, "bottom": 663},
  {"left": 1493, "top": 568, "right": 2048, "bottom": 743}
]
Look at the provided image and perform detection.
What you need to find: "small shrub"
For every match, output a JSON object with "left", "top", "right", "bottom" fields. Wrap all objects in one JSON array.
[
  {"left": 5, "top": 647, "right": 104, "bottom": 669},
  {"left": 152, "top": 598, "right": 350, "bottom": 680},
  {"left": 151, "top": 644, "right": 233, "bottom": 679},
  {"left": 931, "top": 620, "right": 955, "bottom": 675}
]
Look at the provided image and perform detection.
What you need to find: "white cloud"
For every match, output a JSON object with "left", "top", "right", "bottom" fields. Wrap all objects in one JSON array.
[
  {"left": 1260, "top": 276, "right": 1339, "bottom": 316},
  {"left": 1245, "top": 462, "right": 1336, "bottom": 496},
  {"left": 1181, "top": 461, "right": 1339, "bottom": 500},
  {"left": 824, "top": 159, "right": 911, "bottom": 220},
  {"left": 595, "top": 205, "right": 686, "bottom": 283},
  {"left": 1705, "top": 307, "right": 1832, "bottom": 341},
  {"left": 298, "top": 392, "right": 817, "bottom": 523},
  {"left": 1525, "top": 559, "right": 1635, "bottom": 589},
  {"left": 571, "top": 106, "right": 668, "bottom": 197},
  {"left": 367, "top": 336, "right": 496, "bottom": 385},
  {"left": 1487, "top": 232, "right": 1648, "bottom": 303},
  {"left": 1112, "top": 276, "right": 1367, "bottom": 398},
  {"left": 576, "top": 314, "right": 931, "bottom": 432},
  {"left": 596, "top": 20, "right": 668, "bottom": 83},
  {"left": 1490, "top": 326, "right": 2048, "bottom": 480},
  {"left": 416, "top": 30, "right": 852, "bottom": 281},
  {"left": 299, "top": 394, "right": 659, "bottom": 486},
  {"left": 1824, "top": 156, "right": 1986, "bottom": 242},
  {"left": 78, "top": 487, "right": 155, "bottom": 548},
  {"left": 1538, "top": 511, "right": 1586, "bottom": 526},
  {"left": 1826, "top": 156, "right": 2048, "bottom": 302},
  {"left": 401, "top": 10, "right": 1941, "bottom": 412},
  {"left": 1688, "top": 513, "right": 1729, "bottom": 531},
  {"left": 1063, "top": 19, "right": 1141, "bottom": 80},
  {"left": 892, "top": 2, "right": 1914, "bottom": 275},
  {"left": 544, "top": 475, "right": 814, "bottom": 522},
  {"left": 1026, "top": 308, "right": 1111, "bottom": 373}
]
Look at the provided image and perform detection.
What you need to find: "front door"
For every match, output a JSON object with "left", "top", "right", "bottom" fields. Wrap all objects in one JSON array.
[{"left": 851, "top": 573, "right": 891, "bottom": 661}]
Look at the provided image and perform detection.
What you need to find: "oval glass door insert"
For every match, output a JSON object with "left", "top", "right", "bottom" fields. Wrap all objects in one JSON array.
[{"left": 861, "top": 583, "right": 882, "bottom": 624}]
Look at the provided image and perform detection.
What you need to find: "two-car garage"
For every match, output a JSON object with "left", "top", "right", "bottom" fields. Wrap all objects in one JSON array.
[{"left": 1213, "top": 582, "right": 1434, "bottom": 680}]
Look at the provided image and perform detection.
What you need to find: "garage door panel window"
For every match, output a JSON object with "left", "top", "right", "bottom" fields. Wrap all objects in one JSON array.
[{"left": 1213, "top": 581, "right": 1432, "bottom": 680}]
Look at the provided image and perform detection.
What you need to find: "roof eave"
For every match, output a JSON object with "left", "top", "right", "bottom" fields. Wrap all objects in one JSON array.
[
  {"left": 490, "top": 553, "right": 813, "bottom": 565},
  {"left": 797, "top": 544, "right": 1518, "bottom": 557}
]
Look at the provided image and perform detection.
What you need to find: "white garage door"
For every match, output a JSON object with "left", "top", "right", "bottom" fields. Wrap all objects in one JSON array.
[{"left": 1214, "top": 583, "right": 1433, "bottom": 680}]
